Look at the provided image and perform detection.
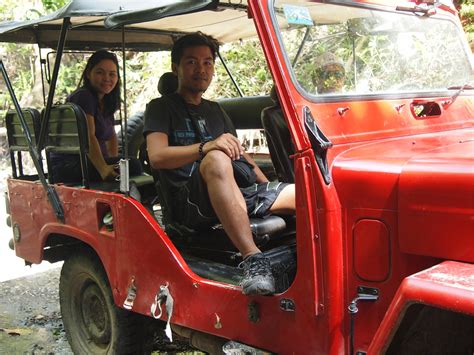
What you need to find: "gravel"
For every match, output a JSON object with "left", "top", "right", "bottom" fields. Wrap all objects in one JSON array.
[{"left": 0, "top": 268, "right": 72, "bottom": 354}]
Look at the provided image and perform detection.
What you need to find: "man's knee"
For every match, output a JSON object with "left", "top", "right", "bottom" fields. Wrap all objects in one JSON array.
[
  {"left": 270, "top": 183, "right": 296, "bottom": 213},
  {"left": 200, "top": 150, "right": 233, "bottom": 181}
]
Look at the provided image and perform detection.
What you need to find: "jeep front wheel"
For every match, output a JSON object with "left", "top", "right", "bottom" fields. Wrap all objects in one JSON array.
[{"left": 59, "top": 252, "right": 144, "bottom": 354}]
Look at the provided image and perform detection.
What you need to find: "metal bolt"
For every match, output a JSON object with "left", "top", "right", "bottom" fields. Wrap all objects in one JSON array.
[
  {"left": 13, "top": 223, "right": 21, "bottom": 242},
  {"left": 395, "top": 104, "right": 405, "bottom": 113},
  {"left": 337, "top": 107, "right": 350, "bottom": 116},
  {"left": 214, "top": 313, "right": 222, "bottom": 329}
]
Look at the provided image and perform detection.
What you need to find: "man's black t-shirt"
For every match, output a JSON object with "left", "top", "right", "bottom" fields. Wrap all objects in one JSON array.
[{"left": 143, "top": 93, "right": 237, "bottom": 193}]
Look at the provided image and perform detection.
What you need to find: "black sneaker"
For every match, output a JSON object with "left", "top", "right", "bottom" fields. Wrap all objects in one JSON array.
[{"left": 239, "top": 253, "right": 275, "bottom": 295}]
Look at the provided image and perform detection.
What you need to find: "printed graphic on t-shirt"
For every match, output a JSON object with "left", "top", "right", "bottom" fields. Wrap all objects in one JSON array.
[
  {"left": 197, "top": 118, "right": 213, "bottom": 141},
  {"left": 172, "top": 117, "right": 213, "bottom": 145},
  {"left": 173, "top": 118, "right": 197, "bottom": 146}
]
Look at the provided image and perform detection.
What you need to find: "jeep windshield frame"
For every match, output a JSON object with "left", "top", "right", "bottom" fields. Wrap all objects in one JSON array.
[{"left": 269, "top": 0, "right": 474, "bottom": 101}]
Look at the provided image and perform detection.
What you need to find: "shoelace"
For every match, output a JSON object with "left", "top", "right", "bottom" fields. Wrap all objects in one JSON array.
[{"left": 239, "top": 256, "right": 271, "bottom": 277}]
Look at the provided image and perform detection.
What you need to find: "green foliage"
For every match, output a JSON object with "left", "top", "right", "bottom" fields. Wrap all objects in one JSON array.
[
  {"left": 0, "top": 44, "right": 35, "bottom": 120},
  {"left": 41, "top": 0, "right": 68, "bottom": 12},
  {"left": 53, "top": 52, "right": 88, "bottom": 102},
  {"left": 0, "top": 0, "right": 18, "bottom": 21},
  {"left": 211, "top": 39, "right": 273, "bottom": 98},
  {"left": 277, "top": 6, "right": 473, "bottom": 96},
  {"left": 460, "top": 3, "right": 474, "bottom": 46}
]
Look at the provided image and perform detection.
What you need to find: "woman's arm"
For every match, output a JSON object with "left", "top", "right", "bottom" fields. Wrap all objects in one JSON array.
[
  {"left": 86, "top": 114, "right": 117, "bottom": 180},
  {"left": 106, "top": 130, "right": 119, "bottom": 157}
]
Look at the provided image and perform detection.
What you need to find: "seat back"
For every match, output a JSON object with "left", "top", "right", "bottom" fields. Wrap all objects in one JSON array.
[
  {"left": 157, "top": 71, "right": 178, "bottom": 95},
  {"left": 261, "top": 87, "right": 295, "bottom": 183},
  {"left": 152, "top": 72, "right": 182, "bottom": 228},
  {"left": 44, "top": 103, "right": 90, "bottom": 187},
  {"left": 4, "top": 108, "right": 42, "bottom": 178}
]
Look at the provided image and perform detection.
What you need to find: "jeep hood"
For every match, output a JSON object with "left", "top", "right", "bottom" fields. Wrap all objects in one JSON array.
[{"left": 332, "top": 128, "right": 474, "bottom": 262}]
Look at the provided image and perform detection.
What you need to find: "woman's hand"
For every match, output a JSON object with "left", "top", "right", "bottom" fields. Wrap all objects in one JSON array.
[
  {"left": 100, "top": 164, "right": 119, "bottom": 181},
  {"left": 203, "top": 133, "right": 244, "bottom": 160}
]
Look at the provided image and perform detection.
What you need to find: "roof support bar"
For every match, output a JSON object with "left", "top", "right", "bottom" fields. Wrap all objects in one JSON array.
[
  {"left": 121, "top": 26, "right": 130, "bottom": 197},
  {"left": 37, "top": 17, "right": 71, "bottom": 152},
  {"left": 218, "top": 51, "right": 244, "bottom": 97},
  {"left": 0, "top": 60, "right": 65, "bottom": 223}
]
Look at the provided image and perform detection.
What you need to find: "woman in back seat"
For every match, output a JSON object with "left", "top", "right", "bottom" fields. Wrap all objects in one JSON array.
[{"left": 50, "top": 50, "right": 142, "bottom": 183}]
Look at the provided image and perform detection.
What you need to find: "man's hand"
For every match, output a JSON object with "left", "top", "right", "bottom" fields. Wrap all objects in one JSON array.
[{"left": 203, "top": 133, "right": 244, "bottom": 160}]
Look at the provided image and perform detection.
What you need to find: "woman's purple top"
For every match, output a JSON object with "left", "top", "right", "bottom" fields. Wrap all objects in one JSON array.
[{"left": 67, "top": 87, "right": 115, "bottom": 158}]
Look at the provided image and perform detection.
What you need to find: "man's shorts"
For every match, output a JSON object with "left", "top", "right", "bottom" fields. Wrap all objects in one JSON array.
[{"left": 172, "top": 167, "right": 290, "bottom": 230}]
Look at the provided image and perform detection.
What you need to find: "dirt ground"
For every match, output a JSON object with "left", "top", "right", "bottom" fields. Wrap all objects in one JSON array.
[{"left": 0, "top": 267, "right": 72, "bottom": 354}]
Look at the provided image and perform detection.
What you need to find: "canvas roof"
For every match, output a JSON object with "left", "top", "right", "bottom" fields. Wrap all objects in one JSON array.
[{"left": 0, "top": 0, "right": 253, "bottom": 50}]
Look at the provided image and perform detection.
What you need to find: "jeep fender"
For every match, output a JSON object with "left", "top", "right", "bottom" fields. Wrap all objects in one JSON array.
[{"left": 368, "top": 261, "right": 474, "bottom": 353}]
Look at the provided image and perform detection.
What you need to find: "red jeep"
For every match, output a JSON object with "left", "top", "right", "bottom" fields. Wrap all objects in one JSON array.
[{"left": 1, "top": 0, "right": 473, "bottom": 353}]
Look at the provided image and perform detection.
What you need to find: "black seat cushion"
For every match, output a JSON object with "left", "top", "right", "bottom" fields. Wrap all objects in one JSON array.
[
  {"left": 158, "top": 72, "right": 178, "bottom": 96},
  {"left": 167, "top": 215, "right": 291, "bottom": 265},
  {"left": 261, "top": 87, "right": 295, "bottom": 183}
]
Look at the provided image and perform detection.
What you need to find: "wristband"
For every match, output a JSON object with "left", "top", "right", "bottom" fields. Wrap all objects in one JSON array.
[{"left": 198, "top": 141, "right": 208, "bottom": 160}]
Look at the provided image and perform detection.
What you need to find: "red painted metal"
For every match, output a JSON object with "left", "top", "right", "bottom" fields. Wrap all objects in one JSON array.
[
  {"left": 353, "top": 219, "right": 390, "bottom": 282},
  {"left": 368, "top": 261, "right": 474, "bottom": 354},
  {"left": 398, "top": 140, "right": 474, "bottom": 262}
]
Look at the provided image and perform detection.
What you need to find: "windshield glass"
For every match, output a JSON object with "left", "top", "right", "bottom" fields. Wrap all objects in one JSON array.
[{"left": 272, "top": 1, "right": 474, "bottom": 97}]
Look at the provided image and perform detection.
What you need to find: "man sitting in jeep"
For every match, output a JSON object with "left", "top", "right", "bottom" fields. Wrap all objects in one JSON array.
[{"left": 144, "top": 32, "right": 295, "bottom": 296}]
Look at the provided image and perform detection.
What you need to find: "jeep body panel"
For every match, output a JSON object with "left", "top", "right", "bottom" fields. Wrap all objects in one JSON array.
[
  {"left": 333, "top": 129, "right": 474, "bottom": 264},
  {"left": 368, "top": 261, "right": 474, "bottom": 354},
  {"left": 7, "top": 175, "right": 333, "bottom": 354}
]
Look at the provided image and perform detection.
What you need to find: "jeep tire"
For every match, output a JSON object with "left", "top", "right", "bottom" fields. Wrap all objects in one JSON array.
[
  {"left": 60, "top": 252, "right": 147, "bottom": 354},
  {"left": 118, "top": 112, "right": 149, "bottom": 174}
]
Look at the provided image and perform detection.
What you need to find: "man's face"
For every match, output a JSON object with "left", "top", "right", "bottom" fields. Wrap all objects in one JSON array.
[
  {"left": 316, "top": 64, "right": 345, "bottom": 94},
  {"left": 173, "top": 45, "right": 215, "bottom": 94}
]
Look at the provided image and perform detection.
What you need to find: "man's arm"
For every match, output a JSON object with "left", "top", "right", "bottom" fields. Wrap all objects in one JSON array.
[
  {"left": 147, "top": 132, "right": 201, "bottom": 169},
  {"left": 201, "top": 128, "right": 267, "bottom": 182},
  {"left": 148, "top": 131, "right": 247, "bottom": 170}
]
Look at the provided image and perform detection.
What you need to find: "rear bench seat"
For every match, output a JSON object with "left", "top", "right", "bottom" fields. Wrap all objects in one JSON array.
[{"left": 4, "top": 107, "right": 42, "bottom": 180}]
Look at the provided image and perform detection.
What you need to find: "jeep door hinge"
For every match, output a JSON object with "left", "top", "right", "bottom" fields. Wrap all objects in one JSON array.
[
  {"left": 348, "top": 286, "right": 379, "bottom": 314},
  {"left": 303, "top": 106, "right": 333, "bottom": 184},
  {"left": 348, "top": 286, "right": 379, "bottom": 355}
]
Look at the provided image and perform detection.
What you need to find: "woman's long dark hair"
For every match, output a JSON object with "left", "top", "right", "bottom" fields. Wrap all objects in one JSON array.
[{"left": 80, "top": 50, "right": 121, "bottom": 116}]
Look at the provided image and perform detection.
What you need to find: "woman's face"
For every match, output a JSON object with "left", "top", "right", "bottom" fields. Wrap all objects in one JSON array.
[{"left": 86, "top": 59, "right": 119, "bottom": 98}]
